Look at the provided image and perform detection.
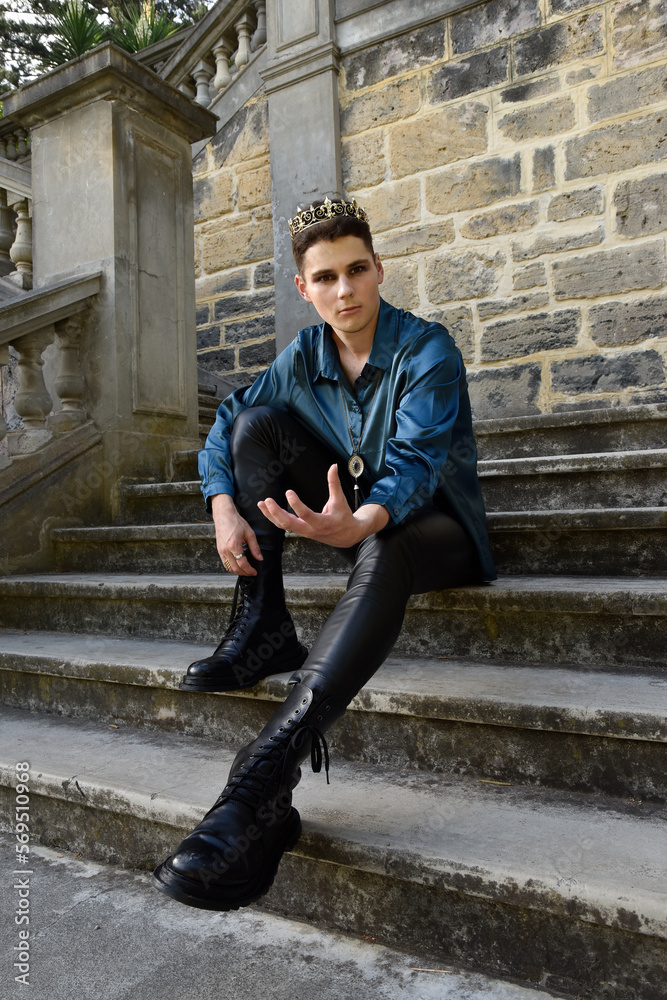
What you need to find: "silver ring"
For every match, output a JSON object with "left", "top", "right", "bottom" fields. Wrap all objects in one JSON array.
[{"left": 233, "top": 552, "right": 244, "bottom": 560}]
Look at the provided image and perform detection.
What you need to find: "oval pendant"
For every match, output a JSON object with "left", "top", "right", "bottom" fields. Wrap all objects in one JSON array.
[{"left": 348, "top": 454, "right": 364, "bottom": 479}]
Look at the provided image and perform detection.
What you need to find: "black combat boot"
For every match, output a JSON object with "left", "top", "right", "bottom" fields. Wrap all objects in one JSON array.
[
  {"left": 152, "top": 678, "right": 340, "bottom": 910},
  {"left": 180, "top": 548, "right": 308, "bottom": 692}
]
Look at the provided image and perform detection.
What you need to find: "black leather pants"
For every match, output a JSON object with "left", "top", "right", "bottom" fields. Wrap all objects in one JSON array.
[{"left": 230, "top": 405, "right": 483, "bottom": 713}]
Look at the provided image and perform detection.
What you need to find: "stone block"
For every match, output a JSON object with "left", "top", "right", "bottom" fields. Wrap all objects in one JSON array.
[
  {"left": 210, "top": 100, "right": 269, "bottom": 169},
  {"left": 253, "top": 262, "right": 274, "bottom": 288},
  {"left": 612, "top": 0, "right": 667, "bottom": 72},
  {"left": 477, "top": 292, "right": 550, "bottom": 319},
  {"left": 237, "top": 164, "right": 272, "bottom": 211},
  {"left": 426, "top": 155, "right": 521, "bottom": 215},
  {"left": 589, "top": 295, "right": 667, "bottom": 346},
  {"left": 451, "top": 0, "right": 540, "bottom": 54},
  {"left": 196, "top": 270, "right": 250, "bottom": 298},
  {"left": 498, "top": 97, "right": 576, "bottom": 142},
  {"left": 196, "top": 304, "right": 209, "bottom": 325},
  {"left": 551, "top": 349, "right": 665, "bottom": 393},
  {"left": 239, "top": 339, "right": 277, "bottom": 369},
  {"left": 614, "top": 172, "right": 667, "bottom": 238},
  {"left": 428, "top": 47, "right": 509, "bottom": 104},
  {"left": 196, "top": 325, "right": 221, "bottom": 350},
  {"left": 533, "top": 147, "right": 556, "bottom": 191},
  {"left": 481, "top": 309, "right": 580, "bottom": 360},
  {"left": 342, "top": 132, "right": 385, "bottom": 192},
  {"left": 359, "top": 180, "right": 420, "bottom": 233},
  {"left": 202, "top": 219, "right": 274, "bottom": 272},
  {"left": 587, "top": 65, "right": 667, "bottom": 123},
  {"left": 547, "top": 186, "right": 604, "bottom": 222},
  {"left": 213, "top": 290, "right": 275, "bottom": 322},
  {"left": 467, "top": 363, "right": 542, "bottom": 419},
  {"left": 565, "top": 112, "right": 667, "bottom": 180},
  {"left": 566, "top": 66, "right": 601, "bottom": 85},
  {"left": 193, "top": 172, "right": 233, "bottom": 222},
  {"left": 551, "top": 0, "right": 599, "bottom": 11},
  {"left": 421, "top": 305, "right": 474, "bottom": 363},
  {"left": 380, "top": 259, "right": 419, "bottom": 312},
  {"left": 514, "top": 12, "right": 604, "bottom": 76},
  {"left": 224, "top": 314, "right": 276, "bottom": 345},
  {"left": 341, "top": 77, "right": 420, "bottom": 136},
  {"left": 511, "top": 224, "right": 604, "bottom": 261},
  {"left": 342, "top": 20, "right": 446, "bottom": 91},
  {"left": 425, "top": 248, "right": 505, "bottom": 303},
  {"left": 501, "top": 78, "right": 560, "bottom": 104},
  {"left": 553, "top": 240, "right": 667, "bottom": 298},
  {"left": 388, "top": 103, "right": 489, "bottom": 179},
  {"left": 460, "top": 201, "right": 539, "bottom": 239},
  {"left": 197, "top": 347, "right": 235, "bottom": 374},
  {"left": 513, "top": 262, "right": 548, "bottom": 289},
  {"left": 375, "top": 221, "right": 454, "bottom": 258}
]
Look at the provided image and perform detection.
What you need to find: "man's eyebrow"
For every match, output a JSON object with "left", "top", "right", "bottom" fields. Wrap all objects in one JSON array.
[{"left": 309, "top": 259, "right": 370, "bottom": 278}]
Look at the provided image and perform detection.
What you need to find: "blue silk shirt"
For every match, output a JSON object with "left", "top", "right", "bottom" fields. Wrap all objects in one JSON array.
[{"left": 199, "top": 297, "right": 496, "bottom": 580}]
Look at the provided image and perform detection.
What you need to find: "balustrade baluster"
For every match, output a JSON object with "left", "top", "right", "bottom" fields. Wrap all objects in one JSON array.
[
  {"left": 212, "top": 37, "right": 234, "bottom": 93},
  {"left": 234, "top": 12, "right": 253, "bottom": 69},
  {"left": 15, "top": 128, "right": 29, "bottom": 159},
  {"left": 4, "top": 133, "right": 18, "bottom": 162},
  {"left": 9, "top": 199, "right": 33, "bottom": 289},
  {"left": 252, "top": 1, "right": 267, "bottom": 49},
  {"left": 0, "top": 190, "right": 15, "bottom": 271},
  {"left": 9, "top": 327, "right": 55, "bottom": 452},
  {"left": 51, "top": 317, "right": 87, "bottom": 430},
  {"left": 192, "top": 60, "right": 215, "bottom": 107}
]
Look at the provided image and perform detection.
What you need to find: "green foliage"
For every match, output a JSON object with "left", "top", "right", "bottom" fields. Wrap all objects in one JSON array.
[
  {"left": 42, "top": 0, "right": 105, "bottom": 66},
  {"left": 106, "top": 0, "right": 179, "bottom": 53}
]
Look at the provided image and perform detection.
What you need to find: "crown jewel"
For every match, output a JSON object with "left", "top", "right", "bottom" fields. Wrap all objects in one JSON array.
[{"left": 289, "top": 196, "right": 369, "bottom": 238}]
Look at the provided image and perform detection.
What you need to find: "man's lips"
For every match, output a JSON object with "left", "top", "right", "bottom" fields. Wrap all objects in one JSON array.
[{"left": 337, "top": 305, "right": 361, "bottom": 316}]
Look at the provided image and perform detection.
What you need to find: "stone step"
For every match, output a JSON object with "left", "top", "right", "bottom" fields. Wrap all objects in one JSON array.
[
  {"left": 474, "top": 403, "right": 667, "bottom": 460},
  {"left": 59, "top": 508, "right": 667, "bottom": 576},
  {"left": 170, "top": 448, "right": 199, "bottom": 481},
  {"left": 0, "top": 572, "right": 665, "bottom": 668},
  {"left": 1, "top": 706, "right": 664, "bottom": 999},
  {"left": 0, "top": 833, "right": 554, "bottom": 1000},
  {"left": 479, "top": 449, "right": 667, "bottom": 511},
  {"left": 2, "top": 630, "right": 665, "bottom": 801}
]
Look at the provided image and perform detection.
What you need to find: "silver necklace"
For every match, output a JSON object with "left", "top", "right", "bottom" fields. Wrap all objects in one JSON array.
[{"left": 338, "top": 373, "right": 383, "bottom": 509}]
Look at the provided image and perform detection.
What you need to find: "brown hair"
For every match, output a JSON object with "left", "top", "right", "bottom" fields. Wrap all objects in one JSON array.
[{"left": 291, "top": 198, "right": 375, "bottom": 274}]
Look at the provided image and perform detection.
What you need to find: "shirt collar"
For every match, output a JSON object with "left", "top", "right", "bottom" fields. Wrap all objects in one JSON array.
[{"left": 314, "top": 297, "right": 398, "bottom": 381}]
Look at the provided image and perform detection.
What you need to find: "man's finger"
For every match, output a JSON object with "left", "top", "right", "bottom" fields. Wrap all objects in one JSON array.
[
  {"left": 284, "top": 488, "right": 317, "bottom": 521},
  {"left": 326, "top": 463, "right": 346, "bottom": 502}
]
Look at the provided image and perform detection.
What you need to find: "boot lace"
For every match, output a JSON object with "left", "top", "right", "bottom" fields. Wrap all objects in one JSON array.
[
  {"left": 221, "top": 725, "right": 330, "bottom": 811},
  {"left": 222, "top": 577, "right": 253, "bottom": 642}
]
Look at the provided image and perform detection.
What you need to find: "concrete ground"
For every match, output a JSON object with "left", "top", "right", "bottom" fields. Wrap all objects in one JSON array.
[{"left": 0, "top": 833, "right": 556, "bottom": 1000}]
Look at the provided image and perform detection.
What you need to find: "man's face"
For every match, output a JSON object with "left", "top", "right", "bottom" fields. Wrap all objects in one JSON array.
[{"left": 294, "top": 235, "right": 384, "bottom": 341}]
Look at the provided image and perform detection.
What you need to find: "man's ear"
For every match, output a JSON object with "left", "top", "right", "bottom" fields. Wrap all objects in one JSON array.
[
  {"left": 375, "top": 253, "right": 384, "bottom": 285},
  {"left": 294, "top": 273, "right": 311, "bottom": 302}
]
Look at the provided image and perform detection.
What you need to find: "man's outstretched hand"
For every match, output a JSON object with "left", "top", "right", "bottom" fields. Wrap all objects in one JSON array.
[{"left": 258, "top": 464, "right": 389, "bottom": 548}]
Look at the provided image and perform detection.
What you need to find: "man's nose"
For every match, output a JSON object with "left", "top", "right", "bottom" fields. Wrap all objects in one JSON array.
[{"left": 337, "top": 275, "right": 354, "bottom": 297}]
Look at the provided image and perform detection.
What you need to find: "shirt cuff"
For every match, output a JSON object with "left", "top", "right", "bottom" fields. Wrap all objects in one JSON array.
[{"left": 364, "top": 475, "right": 430, "bottom": 524}]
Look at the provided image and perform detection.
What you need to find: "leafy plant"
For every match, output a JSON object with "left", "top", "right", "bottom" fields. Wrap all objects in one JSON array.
[
  {"left": 106, "top": 0, "right": 179, "bottom": 52},
  {"left": 43, "top": 0, "right": 104, "bottom": 65}
]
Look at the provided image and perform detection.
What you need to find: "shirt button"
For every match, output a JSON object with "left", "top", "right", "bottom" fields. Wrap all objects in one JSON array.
[{"left": 394, "top": 508, "right": 400, "bottom": 516}]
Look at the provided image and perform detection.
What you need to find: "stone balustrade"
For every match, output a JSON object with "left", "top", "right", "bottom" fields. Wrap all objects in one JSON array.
[
  {"left": 0, "top": 121, "right": 31, "bottom": 164},
  {"left": 0, "top": 152, "right": 33, "bottom": 290},
  {"left": 0, "top": 273, "right": 102, "bottom": 470},
  {"left": 159, "top": 0, "right": 266, "bottom": 109}
]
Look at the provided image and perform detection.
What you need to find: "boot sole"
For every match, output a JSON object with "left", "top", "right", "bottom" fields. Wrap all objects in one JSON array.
[
  {"left": 178, "top": 643, "right": 309, "bottom": 693},
  {"left": 151, "top": 807, "right": 302, "bottom": 911}
]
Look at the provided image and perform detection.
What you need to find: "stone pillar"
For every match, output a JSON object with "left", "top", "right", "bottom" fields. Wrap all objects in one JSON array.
[
  {"left": 3, "top": 44, "right": 217, "bottom": 495},
  {"left": 262, "top": 0, "right": 342, "bottom": 353}
]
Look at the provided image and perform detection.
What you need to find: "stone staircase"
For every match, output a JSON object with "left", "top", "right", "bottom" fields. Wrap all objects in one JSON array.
[{"left": 1, "top": 398, "right": 666, "bottom": 1000}]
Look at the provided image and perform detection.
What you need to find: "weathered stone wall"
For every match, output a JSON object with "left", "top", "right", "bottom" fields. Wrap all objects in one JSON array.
[
  {"left": 193, "top": 90, "right": 276, "bottom": 383},
  {"left": 340, "top": 0, "right": 667, "bottom": 417}
]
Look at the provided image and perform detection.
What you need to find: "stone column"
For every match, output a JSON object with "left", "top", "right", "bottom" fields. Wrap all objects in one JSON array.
[
  {"left": 3, "top": 44, "right": 217, "bottom": 495},
  {"left": 262, "top": 0, "right": 342, "bottom": 353}
]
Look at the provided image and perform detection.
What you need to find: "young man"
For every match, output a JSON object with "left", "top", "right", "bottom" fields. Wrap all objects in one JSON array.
[{"left": 153, "top": 197, "right": 496, "bottom": 911}]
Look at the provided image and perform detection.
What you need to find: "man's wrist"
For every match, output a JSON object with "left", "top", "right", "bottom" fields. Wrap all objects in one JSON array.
[{"left": 353, "top": 502, "right": 390, "bottom": 539}]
